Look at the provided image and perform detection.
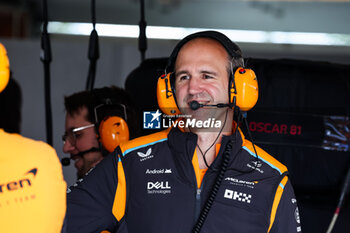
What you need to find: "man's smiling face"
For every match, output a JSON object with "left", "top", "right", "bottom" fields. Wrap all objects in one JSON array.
[{"left": 174, "top": 37, "right": 230, "bottom": 121}]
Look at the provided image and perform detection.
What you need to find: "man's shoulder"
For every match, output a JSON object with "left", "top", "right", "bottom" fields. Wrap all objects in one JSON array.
[
  {"left": 0, "top": 129, "right": 57, "bottom": 161},
  {"left": 242, "top": 139, "right": 288, "bottom": 175},
  {"left": 119, "top": 129, "right": 170, "bottom": 157}
]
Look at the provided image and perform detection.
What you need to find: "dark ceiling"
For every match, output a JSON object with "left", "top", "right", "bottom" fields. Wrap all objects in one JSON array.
[{"left": 1, "top": 0, "right": 350, "bottom": 38}]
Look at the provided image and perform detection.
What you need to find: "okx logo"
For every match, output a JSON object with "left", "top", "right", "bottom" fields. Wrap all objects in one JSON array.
[
  {"left": 143, "top": 110, "right": 162, "bottom": 129},
  {"left": 224, "top": 189, "right": 252, "bottom": 204}
]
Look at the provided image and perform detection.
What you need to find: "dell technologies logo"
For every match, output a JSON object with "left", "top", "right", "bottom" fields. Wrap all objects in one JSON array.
[{"left": 147, "top": 181, "right": 171, "bottom": 194}]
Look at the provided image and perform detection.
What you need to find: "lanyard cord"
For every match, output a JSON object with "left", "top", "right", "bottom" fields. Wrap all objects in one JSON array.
[
  {"left": 196, "top": 108, "right": 229, "bottom": 171},
  {"left": 85, "top": 0, "right": 99, "bottom": 91},
  {"left": 192, "top": 110, "right": 241, "bottom": 233},
  {"left": 192, "top": 109, "right": 262, "bottom": 232},
  {"left": 40, "top": 0, "right": 53, "bottom": 146},
  {"left": 192, "top": 127, "right": 237, "bottom": 233},
  {"left": 242, "top": 111, "right": 259, "bottom": 162}
]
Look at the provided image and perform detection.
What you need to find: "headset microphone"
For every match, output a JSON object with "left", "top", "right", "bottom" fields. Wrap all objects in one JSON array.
[
  {"left": 61, "top": 157, "right": 71, "bottom": 166},
  {"left": 189, "top": 101, "right": 232, "bottom": 111},
  {"left": 60, "top": 147, "right": 100, "bottom": 166}
]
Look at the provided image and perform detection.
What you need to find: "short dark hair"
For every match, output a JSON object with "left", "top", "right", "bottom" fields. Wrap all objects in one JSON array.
[{"left": 64, "top": 86, "right": 140, "bottom": 139}]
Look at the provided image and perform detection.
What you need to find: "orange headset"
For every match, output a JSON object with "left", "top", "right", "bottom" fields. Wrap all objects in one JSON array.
[
  {"left": 0, "top": 43, "right": 10, "bottom": 93},
  {"left": 157, "top": 31, "right": 258, "bottom": 115},
  {"left": 93, "top": 97, "right": 130, "bottom": 153}
]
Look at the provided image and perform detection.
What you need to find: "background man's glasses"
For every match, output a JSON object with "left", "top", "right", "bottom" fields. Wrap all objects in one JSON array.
[{"left": 62, "top": 124, "right": 95, "bottom": 146}]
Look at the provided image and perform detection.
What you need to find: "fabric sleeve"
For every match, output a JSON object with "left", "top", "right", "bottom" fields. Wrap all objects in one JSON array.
[
  {"left": 270, "top": 178, "right": 302, "bottom": 233},
  {"left": 66, "top": 152, "right": 119, "bottom": 233}
]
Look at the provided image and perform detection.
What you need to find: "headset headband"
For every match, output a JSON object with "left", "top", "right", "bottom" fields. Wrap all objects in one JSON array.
[
  {"left": 92, "top": 90, "right": 130, "bottom": 153},
  {"left": 157, "top": 30, "right": 258, "bottom": 115},
  {"left": 166, "top": 30, "right": 243, "bottom": 72}
]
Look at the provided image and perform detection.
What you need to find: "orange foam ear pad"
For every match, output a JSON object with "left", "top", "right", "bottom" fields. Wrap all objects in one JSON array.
[
  {"left": 231, "top": 67, "right": 258, "bottom": 112},
  {"left": 0, "top": 43, "right": 10, "bottom": 93},
  {"left": 156, "top": 73, "right": 181, "bottom": 115},
  {"left": 98, "top": 116, "right": 130, "bottom": 153}
]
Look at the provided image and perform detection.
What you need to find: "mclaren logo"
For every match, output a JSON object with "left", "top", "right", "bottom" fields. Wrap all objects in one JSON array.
[
  {"left": 224, "top": 177, "right": 257, "bottom": 189},
  {"left": 0, "top": 168, "right": 37, "bottom": 193},
  {"left": 138, "top": 148, "right": 154, "bottom": 161}
]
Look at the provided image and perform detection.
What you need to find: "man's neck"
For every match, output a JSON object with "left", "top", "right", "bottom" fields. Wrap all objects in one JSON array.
[{"left": 187, "top": 109, "right": 234, "bottom": 169}]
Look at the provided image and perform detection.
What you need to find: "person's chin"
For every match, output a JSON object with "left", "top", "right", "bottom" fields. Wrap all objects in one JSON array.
[
  {"left": 77, "top": 165, "right": 89, "bottom": 179},
  {"left": 191, "top": 112, "right": 207, "bottom": 121},
  {"left": 192, "top": 108, "right": 217, "bottom": 118},
  {"left": 77, "top": 170, "right": 84, "bottom": 180}
]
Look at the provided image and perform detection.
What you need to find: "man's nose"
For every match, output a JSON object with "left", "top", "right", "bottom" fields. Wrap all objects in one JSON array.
[
  {"left": 63, "top": 140, "right": 75, "bottom": 153},
  {"left": 188, "top": 76, "right": 203, "bottom": 95}
]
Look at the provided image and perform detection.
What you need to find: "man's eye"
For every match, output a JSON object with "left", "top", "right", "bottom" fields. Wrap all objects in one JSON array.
[
  {"left": 74, "top": 132, "right": 83, "bottom": 139},
  {"left": 203, "top": 74, "right": 213, "bottom": 79},
  {"left": 179, "top": 75, "right": 190, "bottom": 81}
]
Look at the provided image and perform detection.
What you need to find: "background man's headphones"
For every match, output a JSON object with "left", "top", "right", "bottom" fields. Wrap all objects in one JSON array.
[
  {"left": 157, "top": 31, "right": 258, "bottom": 115},
  {"left": 0, "top": 43, "right": 10, "bottom": 93},
  {"left": 93, "top": 91, "right": 130, "bottom": 153}
]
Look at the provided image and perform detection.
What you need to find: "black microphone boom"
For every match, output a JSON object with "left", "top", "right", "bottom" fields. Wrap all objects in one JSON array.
[
  {"left": 61, "top": 147, "right": 100, "bottom": 166},
  {"left": 189, "top": 101, "right": 231, "bottom": 110}
]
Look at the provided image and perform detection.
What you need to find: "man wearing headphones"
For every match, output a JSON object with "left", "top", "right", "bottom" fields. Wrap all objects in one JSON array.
[
  {"left": 0, "top": 43, "right": 66, "bottom": 232},
  {"left": 66, "top": 31, "right": 301, "bottom": 233},
  {"left": 62, "top": 86, "right": 139, "bottom": 180}
]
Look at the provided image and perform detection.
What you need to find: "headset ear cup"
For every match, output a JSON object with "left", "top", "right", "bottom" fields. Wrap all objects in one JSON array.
[
  {"left": 0, "top": 43, "right": 10, "bottom": 93},
  {"left": 98, "top": 116, "right": 130, "bottom": 153},
  {"left": 233, "top": 67, "right": 259, "bottom": 112},
  {"left": 156, "top": 73, "right": 181, "bottom": 115}
]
